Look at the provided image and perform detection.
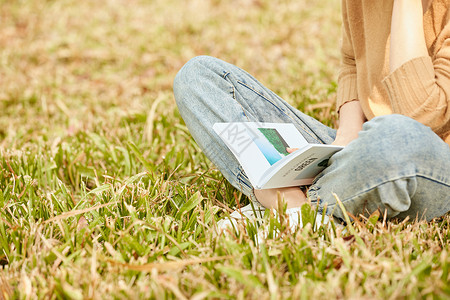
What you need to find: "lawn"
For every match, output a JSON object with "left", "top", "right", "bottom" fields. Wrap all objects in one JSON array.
[{"left": 0, "top": 0, "right": 449, "bottom": 299}]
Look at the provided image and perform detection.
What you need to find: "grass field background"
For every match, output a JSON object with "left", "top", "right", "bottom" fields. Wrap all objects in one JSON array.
[{"left": 1, "top": 0, "right": 449, "bottom": 298}]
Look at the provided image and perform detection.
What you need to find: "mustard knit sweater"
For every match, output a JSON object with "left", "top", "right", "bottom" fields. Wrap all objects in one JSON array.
[{"left": 337, "top": 0, "right": 450, "bottom": 146}]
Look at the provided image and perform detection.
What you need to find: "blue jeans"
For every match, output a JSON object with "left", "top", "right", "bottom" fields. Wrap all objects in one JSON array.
[{"left": 173, "top": 56, "right": 450, "bottom": 221}]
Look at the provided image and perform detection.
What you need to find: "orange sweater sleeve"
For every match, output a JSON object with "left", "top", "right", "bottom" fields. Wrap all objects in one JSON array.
[
  {"left": 381, "top": 23, "right": 450, "bottom": 136},
  {"left": 336, "top": 0, "right": 359, "bottom": 112}
]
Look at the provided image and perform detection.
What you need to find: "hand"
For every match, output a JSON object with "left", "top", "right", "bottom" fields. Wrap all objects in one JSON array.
[
  {"left": 287, "top": 101, "right": 365, "bottom": 150},
  {"left": 334, "top": 100, "right": 366, "bottom": 146},
  {"left": 331, "top": 130, "right": 359, "bottom": 146}
]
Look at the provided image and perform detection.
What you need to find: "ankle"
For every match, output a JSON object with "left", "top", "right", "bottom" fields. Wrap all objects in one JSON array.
[{"left": 254, "top": 186, "right": 308, "bottom": 209}]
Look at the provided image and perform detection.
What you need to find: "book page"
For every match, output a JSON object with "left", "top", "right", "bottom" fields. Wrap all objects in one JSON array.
[{"left": 213, "top": 122, "right": 309, "bottom": 187}]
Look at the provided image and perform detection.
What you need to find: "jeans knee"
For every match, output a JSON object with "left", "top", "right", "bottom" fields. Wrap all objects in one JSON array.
[
  {"left": 312, "top": 114, "right": 450, "bottom": 220},
  {"left": 361, "top": 114, "right": 441, "bottom": 157},
  {"left": 174, "top": 56, "right": 215, "bottom": 88},
  {"left": 173, "top": 56, "right": 217, "bottom": 107},
  {"left": 364, "top": 114, "right": 427, "bottom": 137},
  {"left": 345, "top": 114, "right": 448, "bottom": 178}
]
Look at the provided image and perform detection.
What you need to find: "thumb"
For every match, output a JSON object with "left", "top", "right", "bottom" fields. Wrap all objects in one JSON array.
[{"left": 286, "top": 147, "right": 299, "bottom": 153}]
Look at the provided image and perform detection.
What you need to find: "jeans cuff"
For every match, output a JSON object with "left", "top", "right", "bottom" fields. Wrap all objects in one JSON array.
[
  {"left": 307, "top": 185, "right": 328, "bottom": 215},
  {"left": 236, "top": 166, "right": 259, "bottom": 203}
]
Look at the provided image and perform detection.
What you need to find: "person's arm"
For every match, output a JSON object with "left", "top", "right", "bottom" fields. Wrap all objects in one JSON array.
[
  {"left": 333, "top": 100, "right": 366, "bottom": 146},
  {"left": 389, "top": 0, "right": 429, "bottom": 72},
  {"left": 383, "top": 0, "right": 450, "bottom": 135},
  {"left": 333, "top": 0, "right": 366, "bottom": 146}
]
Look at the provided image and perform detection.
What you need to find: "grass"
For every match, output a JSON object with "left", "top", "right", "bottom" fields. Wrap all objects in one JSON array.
[{"left": 0, "top": 0, "right": 449, "bottom": 298}]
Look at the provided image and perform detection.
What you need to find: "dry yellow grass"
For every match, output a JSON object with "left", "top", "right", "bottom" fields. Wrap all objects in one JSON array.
[{"left": 0, "top": 0, "right": 341, "bottom": 147}]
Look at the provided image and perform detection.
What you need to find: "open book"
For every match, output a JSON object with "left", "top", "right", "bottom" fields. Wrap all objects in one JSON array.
[{"left": 213, "top": 122, "right": 343, "bottom": 189}]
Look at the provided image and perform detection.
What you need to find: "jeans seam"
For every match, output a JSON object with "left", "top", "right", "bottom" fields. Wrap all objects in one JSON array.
[
  {"left": 415, "top": 173, "right": 450, "bottom": 187},
  {"left": 236, "top": 166, "right": 252, "bottom": 190},
  {"left": 236, "top": 80, "right": 321, "bottom": 143},
  {"left": 223, "top": 72, "right": 250, "bottom": 121},
  {"left": 236, "top": 166, "right": 259, "bottom": 202},
  {"left": 415, "top": 172, "right": 450, "bottom": 186},
  {"left": 316, "top": 173, "right": 450, "bottom": 213}
]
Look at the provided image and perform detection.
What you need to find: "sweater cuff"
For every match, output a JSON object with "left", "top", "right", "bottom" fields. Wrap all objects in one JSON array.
[
  {"left": 336, "top": 73, "right": 358, "bottom": 112},
  {"left": 381, "top": 56, "right": 435, "bottom": 114}
]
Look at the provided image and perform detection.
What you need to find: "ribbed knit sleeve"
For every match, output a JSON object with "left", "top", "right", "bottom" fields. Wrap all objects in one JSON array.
[
  {"left": 381, "top": 28, "right": 450, "bottom": 136},
  {"left": 337, "top": 67, "right": 358, "bottom": 111},
  {"left": 336, "top": 1, "right": 359, "bottom": 112}
]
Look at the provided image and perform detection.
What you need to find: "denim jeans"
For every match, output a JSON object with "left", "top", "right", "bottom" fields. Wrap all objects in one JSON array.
[{"left": 173, "top": 56, "right": 450, "bottom": 221}]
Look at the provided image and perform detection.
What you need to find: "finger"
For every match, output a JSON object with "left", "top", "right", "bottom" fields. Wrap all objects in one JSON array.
[{"left": 286, "top": 147, "right": 299, "bottom": 153}]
